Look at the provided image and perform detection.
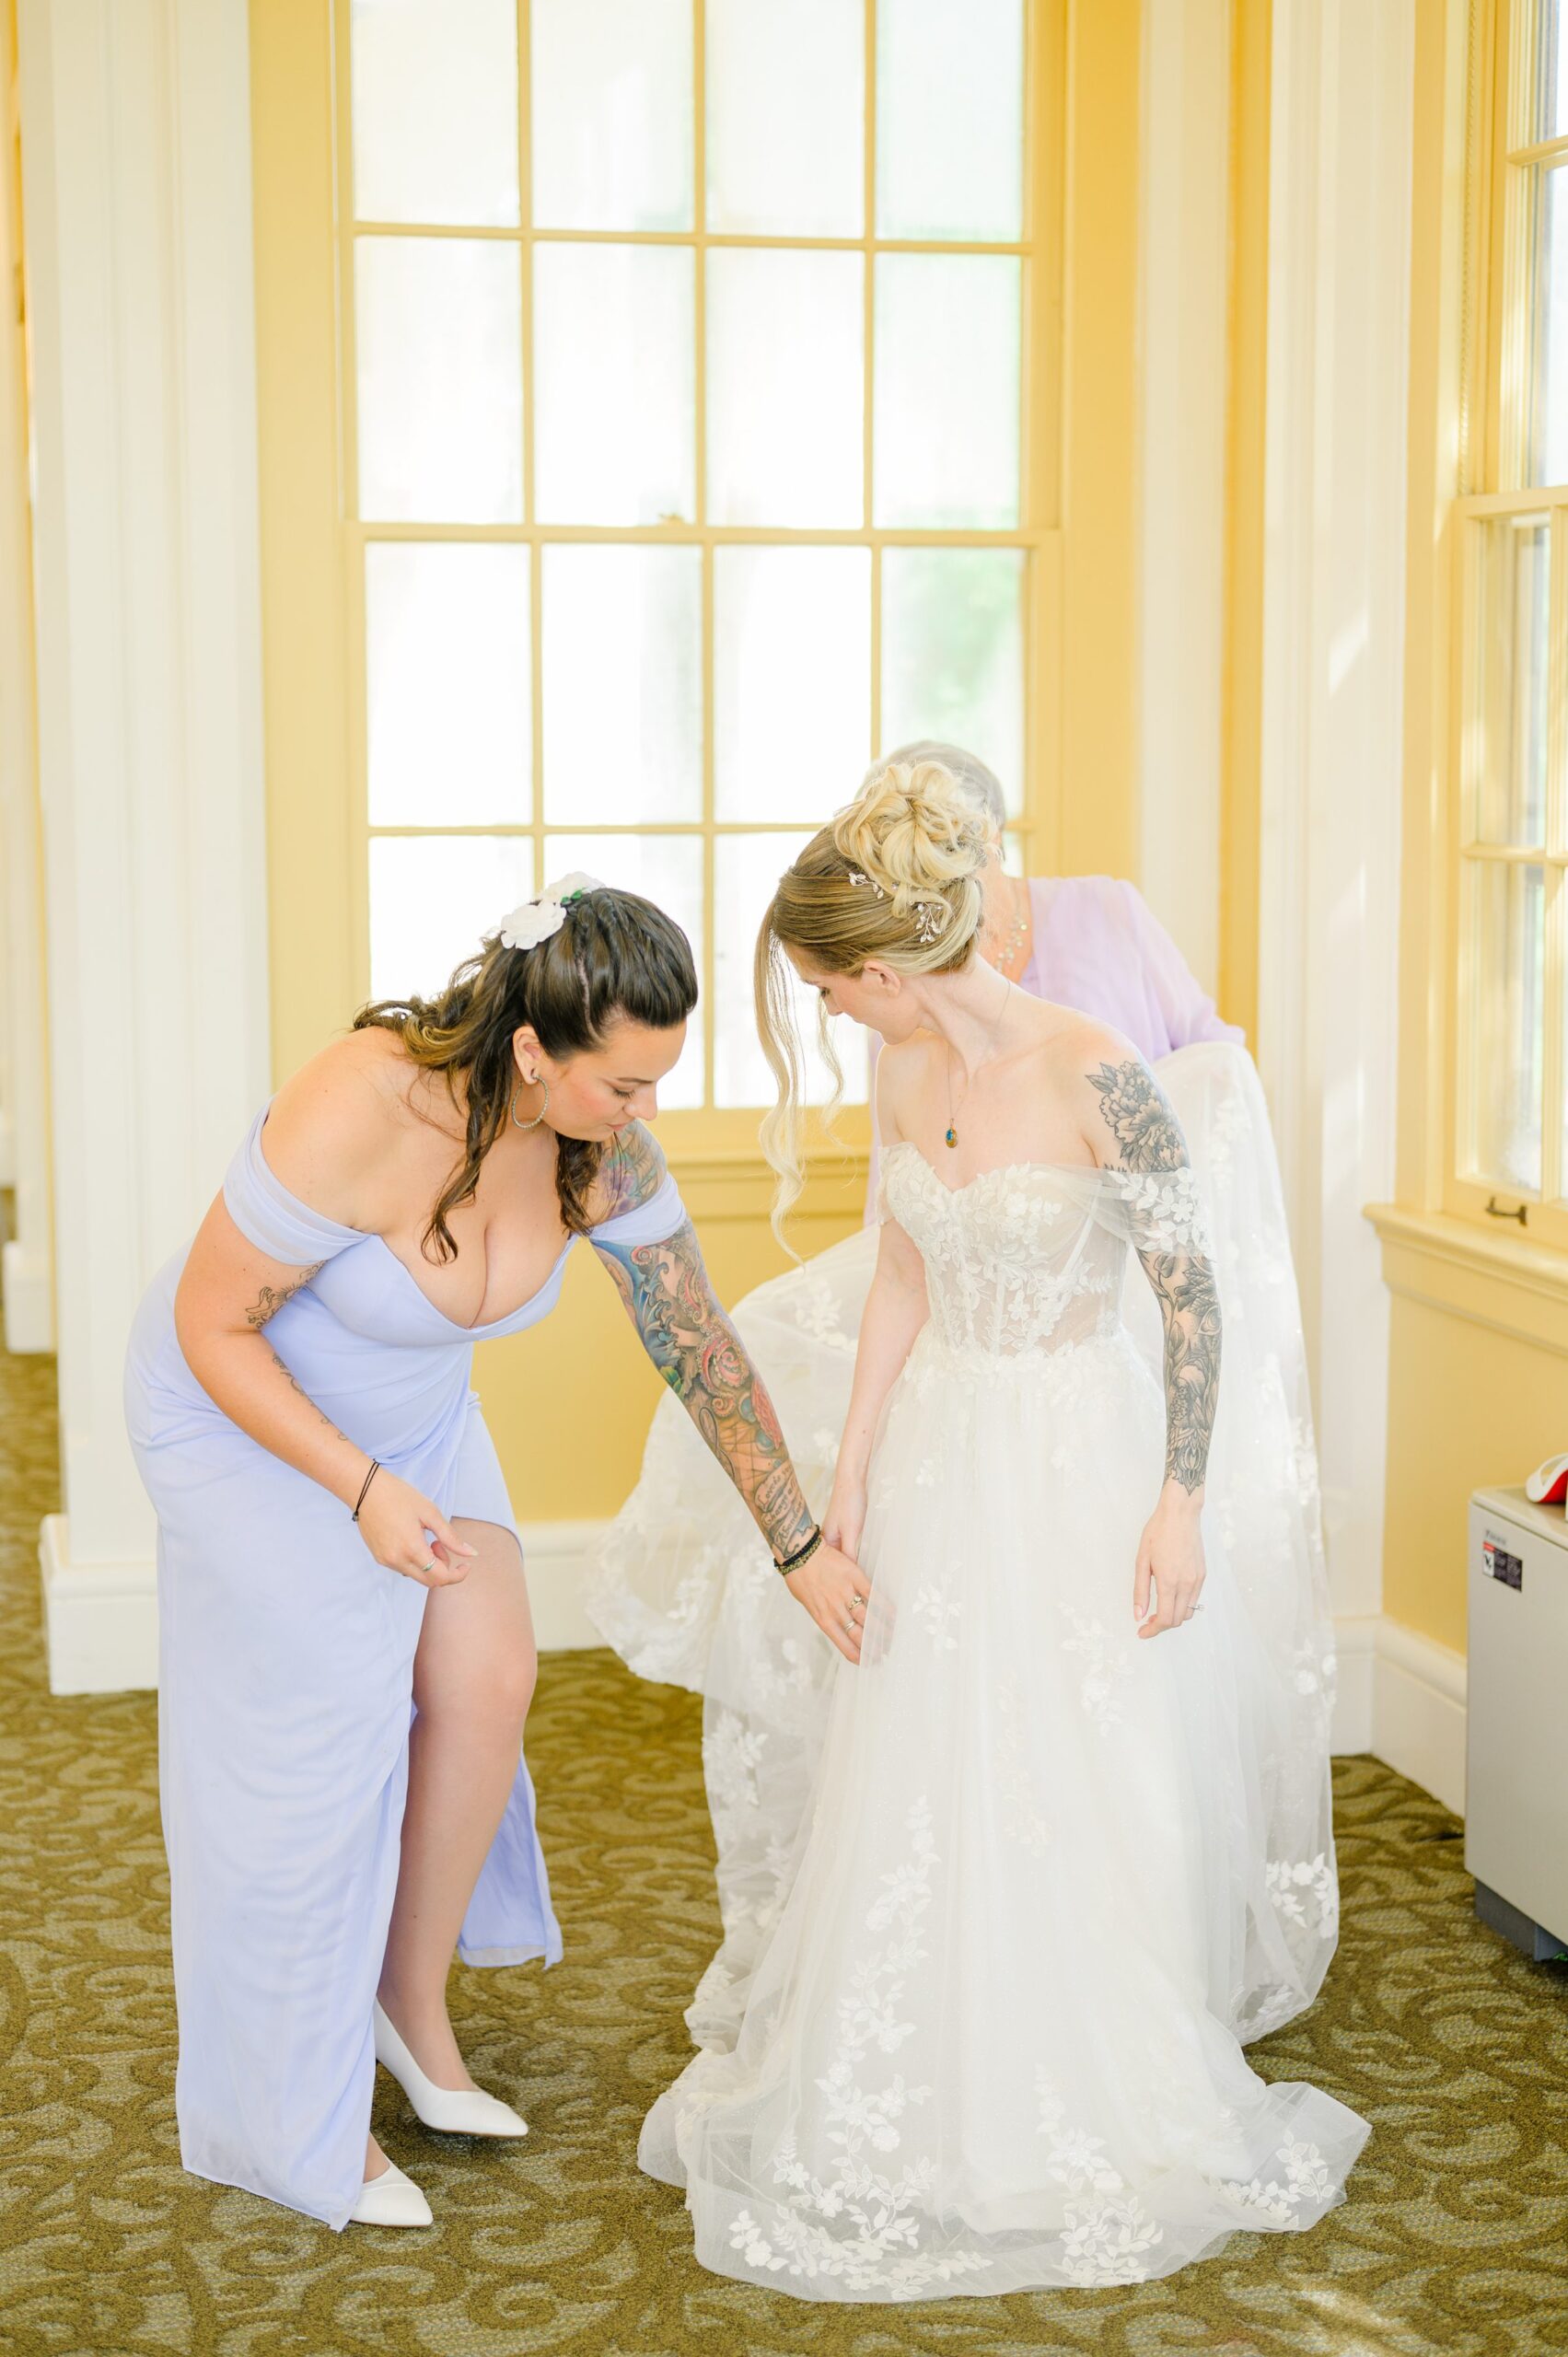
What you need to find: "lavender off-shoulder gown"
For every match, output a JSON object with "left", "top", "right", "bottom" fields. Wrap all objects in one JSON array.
[{"left": 125, "top": 1108, "right": 686, "bottom": 2229}]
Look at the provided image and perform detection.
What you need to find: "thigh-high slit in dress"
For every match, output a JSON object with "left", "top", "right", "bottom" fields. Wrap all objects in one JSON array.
[{"left": 124, "top": 1107, "right": 686, "bottom": 2228}]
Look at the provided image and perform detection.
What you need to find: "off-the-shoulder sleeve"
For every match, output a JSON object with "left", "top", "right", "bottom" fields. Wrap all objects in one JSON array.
[
  {"left": 1097, "top": 1164, "right": 1213, "bottom": 1259},
  {"left": 222, "top": 1109, "right": 366, "bottom": 1267},
  {"left": 588, "top": 1170, "right": 688, "bottom": 1250}
]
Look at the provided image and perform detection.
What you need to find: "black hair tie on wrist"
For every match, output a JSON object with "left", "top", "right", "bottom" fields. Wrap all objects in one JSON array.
[{"left": 352, "top": 1460, "right": 382, "bottom": 1522}]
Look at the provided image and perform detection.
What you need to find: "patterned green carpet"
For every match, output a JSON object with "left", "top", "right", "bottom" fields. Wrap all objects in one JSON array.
[{"left": 2, "top": 1341, "right": 1566, "bottom": 2356}]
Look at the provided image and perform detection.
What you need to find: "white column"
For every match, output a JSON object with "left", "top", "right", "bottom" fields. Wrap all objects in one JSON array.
[
  {"left": 0, "top": 34, "right": 53, "bottom": 1354},
  {"left": 17, "top": 0, "right": 269, "bottom": 1690},
  {"left": 1136, "top": 0, "right": 1232, "bottom": 993},
  {"left": 1257, "top": 0, "right": 1415, "bottom": 1628}
]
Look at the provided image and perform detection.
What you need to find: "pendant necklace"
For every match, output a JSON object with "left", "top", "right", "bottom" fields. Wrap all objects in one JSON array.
[{"left": 945, "top": 977, "right": 1014, "bottom": 1150}]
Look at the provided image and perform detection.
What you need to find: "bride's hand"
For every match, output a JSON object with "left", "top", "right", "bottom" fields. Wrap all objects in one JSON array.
[
  {"left": 1133, "top": 1486, "right": 1206, "bottom": 1637},
  {"left": 784, "top": 1534, "right": 870, "bottom": 1665},
  {"left": 823, "top": 1471, "right": 867, "bottom": 1563}
]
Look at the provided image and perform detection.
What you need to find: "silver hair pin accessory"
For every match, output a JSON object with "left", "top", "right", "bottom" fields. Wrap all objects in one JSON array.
[
  {"left": 912, "top": 899, "right": 949, "bottom": 946},
  {"left": 846, "top": 868, "right": 887, "bottom": 899}
]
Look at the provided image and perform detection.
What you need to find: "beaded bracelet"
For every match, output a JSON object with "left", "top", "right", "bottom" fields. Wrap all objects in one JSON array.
[
  {"left": 775, "top": 1524, "right": 824, "bottom": 1578},
  {"left": 352, "top": 1459, "right": 382, "bottom": 1522}
]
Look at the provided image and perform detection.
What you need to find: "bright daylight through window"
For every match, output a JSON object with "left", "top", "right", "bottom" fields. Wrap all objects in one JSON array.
[{"left": 344, "top": 0, "right": 1033, "bottom": 1110}]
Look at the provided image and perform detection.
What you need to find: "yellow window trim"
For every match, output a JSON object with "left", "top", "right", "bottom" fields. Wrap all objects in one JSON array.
[
  {"left": 1366, "top": 1199, "right": 1568, "bottom": 1357},
  {"left": 1392, "top": 0, "right": 1568, "bottom": 1268}
]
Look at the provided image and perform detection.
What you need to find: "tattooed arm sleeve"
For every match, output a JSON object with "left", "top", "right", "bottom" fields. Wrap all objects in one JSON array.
[
  {"left": 1087, "top": 1058, "right": 1222, "bottom": 1494},
  {"left": 589, "top": 1126, "right": 816, "bottom": 1562}
]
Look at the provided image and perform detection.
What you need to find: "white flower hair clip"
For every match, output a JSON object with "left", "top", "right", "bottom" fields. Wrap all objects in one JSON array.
[{"left": 496, "top": 870, "right": 605, "bottom": 952}]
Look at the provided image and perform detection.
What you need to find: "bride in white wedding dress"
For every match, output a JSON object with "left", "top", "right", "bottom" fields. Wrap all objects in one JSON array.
[
  {"left": 591, "top": 753, "right": 1340, "bottom": 2075},
  {"left": 639, "top": 763, "right": 1369, "bottom": 2300}
]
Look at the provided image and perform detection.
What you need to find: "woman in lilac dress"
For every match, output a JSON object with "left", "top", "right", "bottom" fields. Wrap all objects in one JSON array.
[
  {"left": 589, "top": 749, "right": 1339, "bottom": 2065},
  {"left": 125, "top": 880, "right": 866, "bottom": 2231}
]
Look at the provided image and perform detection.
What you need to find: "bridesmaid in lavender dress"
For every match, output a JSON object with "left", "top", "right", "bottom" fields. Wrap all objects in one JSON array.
[
  {"left": 589, "top": 749, "right": 1338, "bottom": 2063},
  {"left": 125, "top": 880, "right": 867, "bottom": 2231}
]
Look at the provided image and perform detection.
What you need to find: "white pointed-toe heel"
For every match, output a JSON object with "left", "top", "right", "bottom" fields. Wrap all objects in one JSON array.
[
  {"left": 349, "top": 2157, "right": 433, "bottom": 2227},
  {"left": 373, "top": 2001, "right": 529, "bottom": 2139}
]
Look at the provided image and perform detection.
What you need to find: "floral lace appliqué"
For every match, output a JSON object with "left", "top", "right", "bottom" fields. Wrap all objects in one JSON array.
[
  {"left": 1037, "top": 2076, "right": 1165, "bottom": 2284},
  {"left": 1222, "top": 2139, "right": 1333, "bottom": 2226},
  {"left": 723, "top": 1798, "right": 993, "bottom": 2295},
  {"left": 880, "top": 1147, "right": 1127, "bottom": 1362},
  {"left": 703, "top": 1709, "right": 766, "bottom": 1848},
  {"left": 912, "top": 1585, "right": 962, "bottom": 1653},
  {"left": 1265, "top": 1853, "right": 1339, "bottom": 1939},
  {"left": 994, "top": 1682, "right": 1051, "bottom": 1856},
  {"left": 1061, "top": 1605, "right": 1132, "bottom": 1734},
  {"left": 1104, "top": 1164, "right": 1212, "bottom": 1257}
]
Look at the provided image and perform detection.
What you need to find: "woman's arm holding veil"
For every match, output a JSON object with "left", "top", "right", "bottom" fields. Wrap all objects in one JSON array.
[
  {"left": 822, "top": 1214, "right": 929, "bottom": 1560},
  {"left": 589, "top": 1123, "right": 871, "bottom": 1664}
]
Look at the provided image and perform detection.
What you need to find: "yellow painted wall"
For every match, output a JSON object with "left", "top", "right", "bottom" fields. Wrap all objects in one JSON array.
[
  {"left": 249, "top": 0, "right": 1144, "bottom": 1523},
  {"left": 1058, "top": 0, "right": 1140, "bottom": 884},
  {"left": 1382, "top": 1294, "right": 1568, "bottom": 1655},
  {"left": 1219, "top": 0, "right": 1270, "bottom": 1044},
  {"left": 477, "top": 1167, "right": 865, "bottom": 1517}
]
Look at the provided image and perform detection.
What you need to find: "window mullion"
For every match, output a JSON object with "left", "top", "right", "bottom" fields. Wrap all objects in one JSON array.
[
  {"left": 694, "top": 0, "right": 714, "bottom": 1110},
  {"left": 517, "top": 0, "right": 541, "bottom": 888}
]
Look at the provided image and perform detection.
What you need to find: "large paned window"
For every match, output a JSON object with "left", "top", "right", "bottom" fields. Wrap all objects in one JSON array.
[
  {"left": 340, "top": 0, "right": 1049, "bottom": 1120},
  {"left": 1458, "top": 0, "right": 1568, "bottom": 1241}
]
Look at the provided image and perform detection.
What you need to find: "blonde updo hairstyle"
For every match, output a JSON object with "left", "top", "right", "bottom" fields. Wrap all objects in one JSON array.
[{"left": 755, "top": 758, "right": 991, "bottom": 1238}]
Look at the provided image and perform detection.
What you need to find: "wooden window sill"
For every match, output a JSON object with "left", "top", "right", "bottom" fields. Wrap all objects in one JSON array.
[{"left": 1364, "top": 1201, "right": 1568, "bottom": 1356}]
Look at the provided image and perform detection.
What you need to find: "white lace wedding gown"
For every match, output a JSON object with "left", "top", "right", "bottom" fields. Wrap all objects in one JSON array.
[
  {"left": 638, "top": 1132, "right": 1369, "bottom": 2299},
  {"left": 592, "top": 1046, "right": 1343, "bottom": 2064}
]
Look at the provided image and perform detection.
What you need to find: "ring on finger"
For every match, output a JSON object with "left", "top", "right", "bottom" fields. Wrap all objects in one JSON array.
[{"left": 419, "top": 1558, "right": 436, "bottom": 1574}]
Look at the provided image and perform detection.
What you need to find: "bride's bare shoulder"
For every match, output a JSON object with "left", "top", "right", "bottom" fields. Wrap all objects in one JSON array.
[
  {"left": 874, "top": 1032, "right": 943, "bottom": 1139},
  {"left": 1032, "top": 1013, "right": 1182, "bottom": 1171}
]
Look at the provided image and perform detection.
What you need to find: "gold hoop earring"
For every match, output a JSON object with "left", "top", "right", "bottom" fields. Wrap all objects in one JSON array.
[{"left": 510, "top": 1074, "right": 549, "bottom": 1132}]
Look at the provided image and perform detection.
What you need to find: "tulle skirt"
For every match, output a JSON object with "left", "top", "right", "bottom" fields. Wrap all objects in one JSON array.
[{"left": 638, "top": 1324, "right": 1368, "bottom": 2299}]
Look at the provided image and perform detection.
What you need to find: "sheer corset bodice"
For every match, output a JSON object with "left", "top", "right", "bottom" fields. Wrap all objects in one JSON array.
[{"left": 880, "top": 1140, "right": 1207, "bottom": 1364}]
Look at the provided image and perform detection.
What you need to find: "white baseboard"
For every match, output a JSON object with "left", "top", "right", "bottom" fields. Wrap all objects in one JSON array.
[
  {"left": 38, "top": 1512, "right": 610, "bottom": 1696},
  {"left": 522, "top": 1520, "right": 607, "bottom": 1651},
  {"left": 1368, "top": 1615, "right": 1468, "bottom": 1817},
  {"left": 40, "top": 1514, "right": 159, "bottom": 1694},
  {"left": 36, "top": 1506, "right": 1474, "bottom": 1820},
  {"left": 1329, "top": 1612, "right": 1378, "bottom": 1755},
  {"left": 3, "top": 1238, "right": 54, "bottom": 1353}
]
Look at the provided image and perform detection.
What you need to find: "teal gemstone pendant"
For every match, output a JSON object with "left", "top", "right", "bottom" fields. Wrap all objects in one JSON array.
[{"left": 945, "top": 1124, "right": 958, "bottom": 1148}]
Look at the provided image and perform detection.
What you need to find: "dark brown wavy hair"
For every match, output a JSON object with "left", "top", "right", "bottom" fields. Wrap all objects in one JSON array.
[{"left": 354, "top": 888, "right": 697, "bottom": 1260}]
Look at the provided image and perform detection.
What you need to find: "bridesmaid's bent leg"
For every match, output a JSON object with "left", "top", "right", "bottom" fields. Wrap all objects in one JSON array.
[{"left": 377, "top": 1519, "right": 538, "bottom": 2089}]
